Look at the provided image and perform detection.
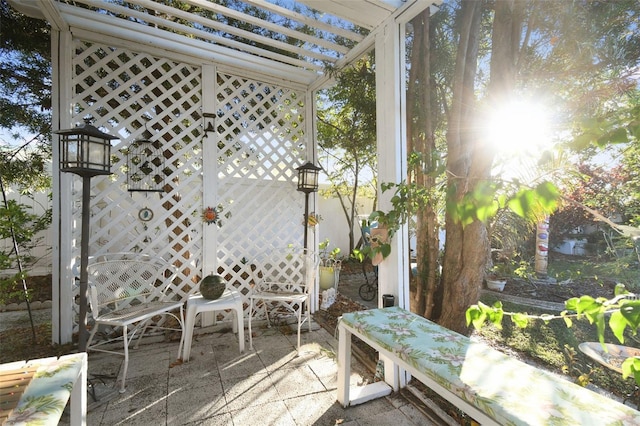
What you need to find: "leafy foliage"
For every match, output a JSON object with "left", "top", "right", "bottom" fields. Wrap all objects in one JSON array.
[
  {"left": 317, "top": 56, "right": 378, "bottom": 253},
  {"left": 467, "top": 283, "right": 640, "bottom": 384},
  {"left": 0, "top": 2, "right": 53, "bottom": 306},
  {"left": 0, "top": 0, "right": 52, "bottom": 140}
]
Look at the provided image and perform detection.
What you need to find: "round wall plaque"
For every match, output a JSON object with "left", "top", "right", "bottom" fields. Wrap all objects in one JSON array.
[{"left": 138, "top": 207, "right": 154, "bottom": 222}]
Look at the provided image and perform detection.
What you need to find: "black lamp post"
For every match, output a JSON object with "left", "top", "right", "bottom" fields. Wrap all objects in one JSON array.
[
  {"left": 55, "top": 121, "right": 117, "bottom": 351},
  {"left": 296, "top": 161, "right": 321, "bottom": 249}
]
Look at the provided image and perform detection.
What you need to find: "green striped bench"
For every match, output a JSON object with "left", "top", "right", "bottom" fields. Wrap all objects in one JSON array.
[{"left": 337, "top": 306, "right": 640, "bottom": 425}]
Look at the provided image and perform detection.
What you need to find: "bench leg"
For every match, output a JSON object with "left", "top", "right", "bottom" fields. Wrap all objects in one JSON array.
[
  {"left": 70, "top": 353, "right": 87, "bottom": 426},
  {"left": 337, "top": 324, "right": 351, "bottom": 407},
  {"left": 380, "top": 353, "right": 400, "bottom": 391}
]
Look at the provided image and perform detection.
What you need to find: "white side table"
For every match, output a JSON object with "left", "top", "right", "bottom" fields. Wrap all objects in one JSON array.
[{"left": 181, "top": 289, "right": 245, "bottom": 361}]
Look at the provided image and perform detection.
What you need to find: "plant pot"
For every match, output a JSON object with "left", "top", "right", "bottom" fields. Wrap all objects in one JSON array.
[
  {"left": 486, "top": 279, "right": 506, "bottom": 292},
  {"left": 370, "top": 227, "right": 389, "bottom": 266},
  {"left": 319, "top": 266, "right": 340, "bottom": 290}
]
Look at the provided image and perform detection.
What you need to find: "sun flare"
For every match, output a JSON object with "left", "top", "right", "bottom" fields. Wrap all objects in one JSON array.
[{"left": 485, "top": 100, "right": 552, "bottom": 156}]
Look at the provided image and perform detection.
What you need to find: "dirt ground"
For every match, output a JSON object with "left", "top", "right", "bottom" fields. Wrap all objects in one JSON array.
[
  {"left": 497, "top": 275, "right": 620, "bottom": 302},
  {"left": 2, "top": 274, "right": 53, "bottom": 306}
]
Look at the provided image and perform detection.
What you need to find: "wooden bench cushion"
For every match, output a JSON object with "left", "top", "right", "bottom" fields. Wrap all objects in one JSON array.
[{"left": 340, "top": 307, "right": 640, "bottom": 425}]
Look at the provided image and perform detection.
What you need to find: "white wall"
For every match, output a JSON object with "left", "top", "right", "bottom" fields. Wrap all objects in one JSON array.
[{"left": 316, "top": 184, "right": 374, "bottom": 258}]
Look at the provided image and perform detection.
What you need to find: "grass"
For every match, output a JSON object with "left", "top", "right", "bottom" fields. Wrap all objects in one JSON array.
[
  {"left": 478, "top": 242, "right": 640, "bottom": 403},
  {"left": 547, "top": 253, "right": 640, "bottom": 292},
  {"left": 476, "top": 293, "right": 640, "bottom": 403}
]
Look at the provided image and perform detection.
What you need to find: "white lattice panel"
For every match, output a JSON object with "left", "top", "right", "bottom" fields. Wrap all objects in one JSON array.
[
  {"left": 69, "top": 41, "right": 204, "bottom": 307},
  {"left": 215, "top": 73, "right": 307, "bottom": 305},
  {"left": 62, "top": 41, "right": 310, "bottom": 329}
]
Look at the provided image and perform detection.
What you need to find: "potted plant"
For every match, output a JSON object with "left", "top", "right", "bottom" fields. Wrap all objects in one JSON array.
[
  {"left": 318, "top": 238, "right": 341, "bottom": 290},
  {"left": 352, "top": 203, "right": 407, "bottom": 266},
  {"left": 485, "top": 262, "right": 512, "bottom": 292}
]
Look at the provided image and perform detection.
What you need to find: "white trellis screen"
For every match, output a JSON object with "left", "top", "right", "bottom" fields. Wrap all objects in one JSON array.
[
  {"left": 64, "top": 40, "right": 308, "bottom": 326},
  {"left": 214, "top": 72, "right": 306, "bottom": 298}
]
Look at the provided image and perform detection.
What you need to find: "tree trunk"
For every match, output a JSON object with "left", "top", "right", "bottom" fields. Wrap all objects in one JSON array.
[
  {"left": 407, "top": 9, "right": 441, "bottom": 319},
  {"left": 438, "top": 0, "right": 485, "bottom": 334},
  {"left": 439, "top": 0, "right": 524, "bottom": 334}
]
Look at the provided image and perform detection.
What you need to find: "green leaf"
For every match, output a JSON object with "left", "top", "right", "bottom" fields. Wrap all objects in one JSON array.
[
  {"left": 597, "top": 127, "right": 628, "bottom": 146},
  {"left": 621, "top": 357, "right": 640, "bottom": 383},
  {"left": 511, "top": 313, "right": 529, "bottom": 328},
  {"left": 533, "top": 182, "right": 560, "bottom": 211},
  {"left": 466, "top": 304, "right": 487, "bottom": 330},
  {"left": 564, "top": 298, "right": 580, "bottom": 312},
  {"left": 614, "top": 283, "right": 628, "bottom": 296},
  {"left": 595, "top": 312, "right": 606, "bottom": 345},
  {"left": 619, "top": 302, "right": 640, "bottom": 332},
  {"left": 507, "top": 190, "right": 534, "bottom": 218},
  {"left": 628, "top": 120, "right": 640, "bottom": 140},
  {"left": 609, "top": 310, "right": 627, "bottom": 344}
]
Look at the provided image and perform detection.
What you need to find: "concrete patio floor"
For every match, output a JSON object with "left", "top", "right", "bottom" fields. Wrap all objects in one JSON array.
[{"left": 58, "top": 317, "right": 439, "bottom": 425}]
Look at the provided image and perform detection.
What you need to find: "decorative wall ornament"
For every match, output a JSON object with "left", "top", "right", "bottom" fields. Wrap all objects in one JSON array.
[
  {"left": 203, "top": 206, "right": 219, "bottom": 225},
  {"left": 138, "top": 207, "right": 154, "bottom": 222},
  {"left": 127, "top": 139, "right": 164, "bottom": 192},
  {"left": 305, "top": 212, "right": 322, "bottom": 227},
  {"left": 203, "top": 112, "right": 216, "bottom": 138}
]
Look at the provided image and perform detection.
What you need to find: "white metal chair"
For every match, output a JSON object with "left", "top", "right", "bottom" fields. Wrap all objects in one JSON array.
[
  {"left": 248, "top": 247, "right": 320, "bottom": 352},
  {"left": 86, "top": 252, "right": 185, "bottom": 393}
]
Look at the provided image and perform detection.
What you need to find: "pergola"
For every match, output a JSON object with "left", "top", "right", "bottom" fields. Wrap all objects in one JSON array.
[{"left": 8, "top": 0, "right": 442, "bottom": 345}]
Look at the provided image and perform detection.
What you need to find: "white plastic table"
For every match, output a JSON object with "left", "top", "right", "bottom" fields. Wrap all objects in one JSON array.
[{"left": 181, "top": 289, "right": 244, "bottom": 361}]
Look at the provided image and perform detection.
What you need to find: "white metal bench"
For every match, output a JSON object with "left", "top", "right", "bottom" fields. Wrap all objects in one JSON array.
[
  {"left": 86, "top": 253, "right": 185, "bottom": 393},
  {"left": 337, "top": 306, "right": 640, "bottom": 425}
]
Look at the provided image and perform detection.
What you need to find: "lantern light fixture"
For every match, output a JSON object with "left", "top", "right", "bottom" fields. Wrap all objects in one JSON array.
[
  {"left": 55, "top": 119, "right": 116, "bottom": 351},
  {"left": 55, "top": 120, "right": 116, "bottom": 177},
  {"left": 296, "top": 161, "right": 321, "bottom": 194},
  {"left": 296, "top": 161, "right": 321, "bottom": 249}
]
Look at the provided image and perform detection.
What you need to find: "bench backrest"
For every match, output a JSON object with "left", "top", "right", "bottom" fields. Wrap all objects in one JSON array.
[
  {"left": 87, "top": 255, "right": 178, "bottom": 318},
  {"left": 251, "top": 248, "right": 319, "bottom": 294}
]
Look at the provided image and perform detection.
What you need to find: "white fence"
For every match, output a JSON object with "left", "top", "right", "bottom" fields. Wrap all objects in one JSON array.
[{"left": 0, "top": 188, "right": 52, "bottom": 276}]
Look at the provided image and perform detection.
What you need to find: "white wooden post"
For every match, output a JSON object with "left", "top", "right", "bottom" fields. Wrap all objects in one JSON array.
[
  {"left": 52, "top": 29, "right": 75, "bottom": 344},
  {"left": 201, "top": 64, "right": 218, "bottom": 327},
  {"left": 306, "top": 88, "right": 319, "bottom": 313},
  {"left": 375, "top": 23, "right": 410, "bottom": 311},
  {"left": 375, "top": 20, "right": 410, "bottom": 389}
]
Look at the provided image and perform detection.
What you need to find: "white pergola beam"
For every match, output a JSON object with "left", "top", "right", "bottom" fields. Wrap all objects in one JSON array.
[
  {"left": 244, "top": 0, "right": 365, "bottom": 43},
  {"left": 61, "top": 6, "right": 319, "bottom": 87},
  {"left": 182, "top": 0, "right": 351, "bottom": 55},
  {"left": 68, "top": 0, "right": 332, "bottom": 69},
  {"left": 297, "top": 0, "right": 394, "bottom": 29}
]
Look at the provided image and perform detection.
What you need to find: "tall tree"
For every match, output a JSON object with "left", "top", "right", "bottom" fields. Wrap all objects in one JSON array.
[
  {"left": 317, "top": 57, "right": 378, "bottom": 253},
  {"left": 437, "top": 0, "right": 487, "bottom": 333},
  {"left": 402, "top": 0, "right": 640, "bottom": 333},
  {"left": 406, "top": 8, "right": 446, "bottom": 318}
]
